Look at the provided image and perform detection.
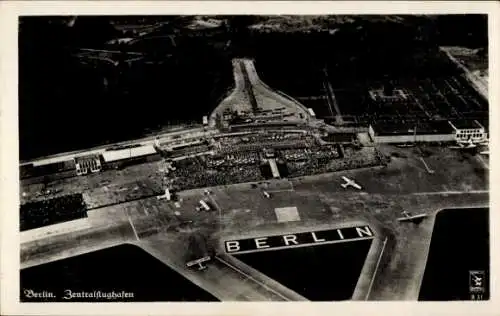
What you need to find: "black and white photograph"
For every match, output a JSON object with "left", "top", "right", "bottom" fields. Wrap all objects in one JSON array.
[{"left": 0, "top": 1, "right": 498, "bottom": 315}]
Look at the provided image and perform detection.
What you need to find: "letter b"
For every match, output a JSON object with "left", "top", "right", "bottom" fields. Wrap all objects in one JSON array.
[{"left": 226, "top": 241, "right": 240, "bottom": 253}]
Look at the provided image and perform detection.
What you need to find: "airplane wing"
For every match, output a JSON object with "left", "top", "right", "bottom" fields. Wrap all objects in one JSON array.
[
  {"left": 397, "top": 213, "right": 428, "bottom": 222},
  {"left": 353, "top": 183, "right": 362, "bottom": 190},
  {"left": 341, "top": 176, "right": 350, "bottom": 182}
]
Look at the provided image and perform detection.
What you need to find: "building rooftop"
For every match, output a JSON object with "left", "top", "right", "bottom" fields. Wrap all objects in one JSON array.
[
  {"left": 373, "top": 120, "right": 453, "bottom": 136},
  {"left": 101, "top": 145, "right": 157, "bottom": 163},
  {"left": 448, "top": 119, "right": 484, "bottom": 130}
]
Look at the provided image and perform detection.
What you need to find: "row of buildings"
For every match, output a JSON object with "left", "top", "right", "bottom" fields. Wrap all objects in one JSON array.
[
  {"left": 20, "top": 144, "right": 162, "bottom": 184},
  {"left": 368, "top": 119, "right": 488, "bottom": 144}
]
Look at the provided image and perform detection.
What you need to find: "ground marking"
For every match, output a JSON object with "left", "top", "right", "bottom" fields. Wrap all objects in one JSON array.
[
  {"left": 267, "top": 180, "right": 295, "bottom": 193},
  {"left": 412, "top": 190, "right": 488, "bottom": 196},
  {"left": 419, "top": 157, "right": 435, "bottom": 174},
  {"left": 477, "top": 155, "right": 489, "bottom": 170},
  {"left": 126, "top": 208, "right": 140, "bottom": 241},
  {"left": 267, "top": 189, "right": 294, "bottom": 193},
  {"left": 214, "top": 256, "right": 290, "bottom": 301},
  {"left": 365, "top": 237, "right": 388, "bottom": 300},
  {"left": 208, "top": 195, "right": 223, "bottom": 232}
]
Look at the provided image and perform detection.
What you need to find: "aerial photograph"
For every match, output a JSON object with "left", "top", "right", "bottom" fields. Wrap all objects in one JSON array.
[{"left": 18, "top": 15, "right": 489, "bottom": 302}]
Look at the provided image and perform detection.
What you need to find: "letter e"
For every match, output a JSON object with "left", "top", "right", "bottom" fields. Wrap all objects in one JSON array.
[{"left": 255, "top": 237, "right": 270, "bottom": 249}]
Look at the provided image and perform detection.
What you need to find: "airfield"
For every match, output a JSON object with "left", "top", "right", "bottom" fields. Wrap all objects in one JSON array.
[
  {"left": 18, "top": 30, "right": 489, "bottom": 301},
  {"left": 20, "top": 141, "right": 488, "bottom": 301}
]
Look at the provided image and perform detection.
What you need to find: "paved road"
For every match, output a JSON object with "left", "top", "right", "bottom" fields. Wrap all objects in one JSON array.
[{"left": 243, "top": 59, "right": 311, "bottom": 120}]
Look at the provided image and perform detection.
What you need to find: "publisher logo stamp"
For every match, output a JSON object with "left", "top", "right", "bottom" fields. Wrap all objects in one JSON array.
[{"left": 469, "top": 270, "right": 486, "bottom": 300}]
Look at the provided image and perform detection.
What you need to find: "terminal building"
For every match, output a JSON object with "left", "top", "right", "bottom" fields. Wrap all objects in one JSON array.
[
  {"left": 20, "top": 144, "right": 162, "bottom": 184},
  {"left": 369, "top": 120, "right": 455, "bottom": 144},
  {"left": 448, "top": 119, "right": 487, "bottom": 142},
  {"left": 75, "top": 155, "right": 102, "bottom": 176},
  {"left": 369, "top": 119, "right": 488, "bottom": 144}
]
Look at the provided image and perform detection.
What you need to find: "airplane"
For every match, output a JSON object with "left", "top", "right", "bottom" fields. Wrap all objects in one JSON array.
[
  {"left": 197, "top": 200, "right": 211, "bottom": 212},
  {"left": 157, "top": 188, "right": 172, "bottom": 201},
  {"left": 186, "top": 256, "right": 211, "bottom": 271},
  {"left": 341, "top": 176, "right": 362, "bottom": 190},
  {"left": 449, "top": 137, "right": 488, "bottom": 150},
  {"left": 449, "top": 138, "right": 477, "bottom": 149},
  {"left": 397, "top": 210, "right": 428, "bottom": 223},
  {"left": 471, "top": 274, "right": 484, "bottom": 287}
]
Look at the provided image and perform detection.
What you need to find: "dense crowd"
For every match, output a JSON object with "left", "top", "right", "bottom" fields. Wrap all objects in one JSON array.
[
  {"left": 20, "top": 193, "right": 87, "bottom": 231},
  {"left": 217, "top": 132, "right": 315, "bottom": 150},
  {"left": 167, "top": 140, "right": 379, "bottom": 190},
  {"left": 20, "top": 160, "right": 76, "bottom": 180},
  {"left": 286, "top": 146, "right": 383, "bottom": 178},
  {"left": 170, "top": 155, "right": 265, "bottom": 191},
  {"left": 278, "top": 146, "right": 338, "bottom": 162},
  {"left": 206, "top": 152, "right": 261, "bottom": 168},
  {"left": 168, "top": 144, "right": 212, "bottom": 158}
]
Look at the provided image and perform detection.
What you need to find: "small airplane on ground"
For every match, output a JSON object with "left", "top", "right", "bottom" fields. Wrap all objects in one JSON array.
[
  {"left": 186, "top": 256, "right": 211, "bottom": 271},
  {"left": 157, "top": 188, "right": 172, "bottom": 201},
  {"left": 196, "top": 200, "right": 211, "bottom": 212},
  {"left": 341, "top": 176, "right": 362, "bottom": 190},
  {"left": 449, "top": 138, "right": 477, "bottom": 149},
  {"left": 449, "top": 137, "right": 488, "bottom": 150},
  {"left": 397, "top": 210, "right": 428, "bottom": 223}
]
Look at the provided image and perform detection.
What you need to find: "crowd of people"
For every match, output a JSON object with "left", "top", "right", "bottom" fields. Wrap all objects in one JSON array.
[
  {"left": 170, "top": 155, "right": 265, "bottom": 191},
  {"left": 165, "top": 131, "right": 388, "bottom": 191},
  {"left": 285, "top": 146, "right": 383, "bottom": 178},
  {"left": 168, "top": 144, "right": 212, "bottom": 159},
  {"left": 206, "top": 152, "right": 261, "bottom": 168},
  {"left": 217, "top": 132, "right": 314, "bottom": 150},
  {"left": 20, "top": 193, "right": 87, "bottom": 231},
  {"left": 278, "top": 146, "right": 339, "bottom": 162}
]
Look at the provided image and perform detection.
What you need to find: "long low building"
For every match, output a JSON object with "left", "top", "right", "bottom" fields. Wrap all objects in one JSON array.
[
  {"left": 101, "top": 145, "right": 161, "bottom": 169},
  {"left": 370, "top": 120, "right": 455, "bottom": 144},
  {"left": 369, "top": 119, "right": 488, "bottom": 144}
]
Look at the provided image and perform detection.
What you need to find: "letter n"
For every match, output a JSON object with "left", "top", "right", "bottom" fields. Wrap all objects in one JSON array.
[{"left": 355, "top": 226, "right": 373, "bottom": 238}]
